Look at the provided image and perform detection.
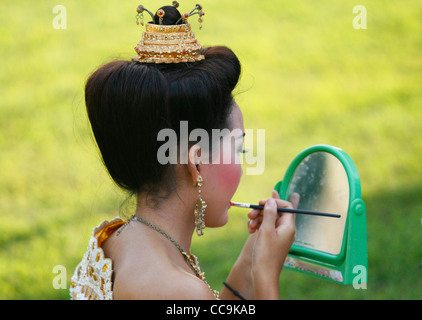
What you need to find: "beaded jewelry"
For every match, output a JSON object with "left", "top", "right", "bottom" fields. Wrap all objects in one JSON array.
[
  {"left": 128, "top": 215, "right": 219, "bottom": 299},
  {"left": 193, "top": 174, "right": 207, "bottom": 236}
]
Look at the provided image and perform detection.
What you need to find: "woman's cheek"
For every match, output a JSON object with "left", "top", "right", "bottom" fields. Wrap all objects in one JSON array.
[
  {"left": 209, "top": 143, "right": 243, "bottom": 193},
  {"left": 205, "top": 163, "right": 241, "bottom": 227},
  {"left": 215, "top": 162, "right": 242, "bottom": 194},
  {"left": 202, "top": 153, "right": 242, "bottom": 227}
]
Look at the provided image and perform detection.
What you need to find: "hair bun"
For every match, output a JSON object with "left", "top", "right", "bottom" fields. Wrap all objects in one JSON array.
[{"left": 154, "top": 6, "right": 182, "bottom": 25}]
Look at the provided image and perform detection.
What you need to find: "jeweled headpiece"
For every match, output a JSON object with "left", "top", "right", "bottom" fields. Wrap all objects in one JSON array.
[{"left": 133, "top": 2, "right": 205, "bottom": 64}]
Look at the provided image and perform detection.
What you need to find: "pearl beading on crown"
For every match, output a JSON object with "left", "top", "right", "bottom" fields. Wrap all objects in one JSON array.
[{"left": 133, "top": 23, "right": 204, "bottom": 64}]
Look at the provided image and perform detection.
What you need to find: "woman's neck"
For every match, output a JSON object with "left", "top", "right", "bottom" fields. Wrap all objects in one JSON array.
[{"left": 135, "top": 190, "right": 196, "bottom": 254}]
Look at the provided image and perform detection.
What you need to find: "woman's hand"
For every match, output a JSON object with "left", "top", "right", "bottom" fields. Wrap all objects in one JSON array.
[
  {"left": 248, "top": 191, "right": 299, "bottom": 234},
  {"left": 249, "top": 190, "right": 299, "bottom": 299},
  {"left": 222, "top": 191, "right": 299, "bottom": 300}
]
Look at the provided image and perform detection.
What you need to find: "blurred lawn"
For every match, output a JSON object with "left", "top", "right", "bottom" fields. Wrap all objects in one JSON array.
[{"left": 1, "top": 0, "right": 421, "bottom": 299}]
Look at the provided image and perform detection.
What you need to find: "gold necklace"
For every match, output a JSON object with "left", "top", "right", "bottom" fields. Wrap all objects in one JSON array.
[{"left": 129, "top": 215, "right": 220, "bottom": 299}]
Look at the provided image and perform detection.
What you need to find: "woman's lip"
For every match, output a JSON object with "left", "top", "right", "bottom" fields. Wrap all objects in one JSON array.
[{"left": 229, "top": 201, "right": 236, "bottom": 210}]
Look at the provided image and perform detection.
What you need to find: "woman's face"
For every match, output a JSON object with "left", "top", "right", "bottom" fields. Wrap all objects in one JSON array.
[{"left": 200, "top": 101, "right": 244, "bottom": 228}]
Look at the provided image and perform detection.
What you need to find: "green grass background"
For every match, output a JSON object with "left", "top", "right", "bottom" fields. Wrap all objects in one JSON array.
[{"left": 1, "top": 0, "right": 421, "bottom": 299}]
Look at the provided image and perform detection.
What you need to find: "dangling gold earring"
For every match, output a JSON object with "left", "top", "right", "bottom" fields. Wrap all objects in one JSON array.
[{"left": 193, "top": 174, "right": 206, "bottom": 236}]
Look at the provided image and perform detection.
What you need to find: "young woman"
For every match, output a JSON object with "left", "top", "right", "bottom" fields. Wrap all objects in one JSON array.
[{"left": 70, "top": 3, "right": 297, "bottom": 300}]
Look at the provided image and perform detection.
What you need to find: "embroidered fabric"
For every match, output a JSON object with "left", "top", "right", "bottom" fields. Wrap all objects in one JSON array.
[{"left": 70, "top": 218, "right": 124, "bottom": 300}]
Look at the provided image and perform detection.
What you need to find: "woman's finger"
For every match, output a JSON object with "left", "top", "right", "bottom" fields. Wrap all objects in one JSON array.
[
  {"left": 270, "top": 191, "right": 296, "bottom": 228},
  {"left": 248, "top": 215, "right": 263, "bottom": 233},
  {"left": 289, "top": 192, "right": 300, "bottom": 209},
  {"left": 261, "top": 198, "right": 278, "bottom": 231},
  {"left": 248, "top": 208, "right": 261, "bottom": 219}
]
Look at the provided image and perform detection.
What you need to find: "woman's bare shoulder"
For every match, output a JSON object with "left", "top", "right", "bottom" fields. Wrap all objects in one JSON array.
[
  {"left": 112, "top": 262, "right": 216, "bottom": 300},
  {"left": 102, "top": 229, "right": 216, "bottom": 300}
]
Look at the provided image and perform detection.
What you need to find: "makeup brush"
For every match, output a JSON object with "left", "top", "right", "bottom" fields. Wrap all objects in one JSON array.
[{"left": 229, "top": 201, "right": 341, "bottom": 218}]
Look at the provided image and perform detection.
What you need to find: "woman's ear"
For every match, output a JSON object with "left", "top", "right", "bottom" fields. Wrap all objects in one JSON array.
[{"left": 187, "top": 144, "right": 202, "bottom": 183}]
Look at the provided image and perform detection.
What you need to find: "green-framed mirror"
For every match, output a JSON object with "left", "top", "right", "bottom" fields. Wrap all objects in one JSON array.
[{"left": 274, "top": 144, "right": 368, "bottom": 285}]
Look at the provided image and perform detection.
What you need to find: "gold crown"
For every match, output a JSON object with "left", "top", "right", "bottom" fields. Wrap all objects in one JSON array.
[{"left": 133, "top": 2, "right": 205, "bottom": 64}]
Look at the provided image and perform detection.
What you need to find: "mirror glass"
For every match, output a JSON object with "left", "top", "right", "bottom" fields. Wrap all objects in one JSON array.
[{"left": 287, "top": 152, "right": 349, "bottom": 255}]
